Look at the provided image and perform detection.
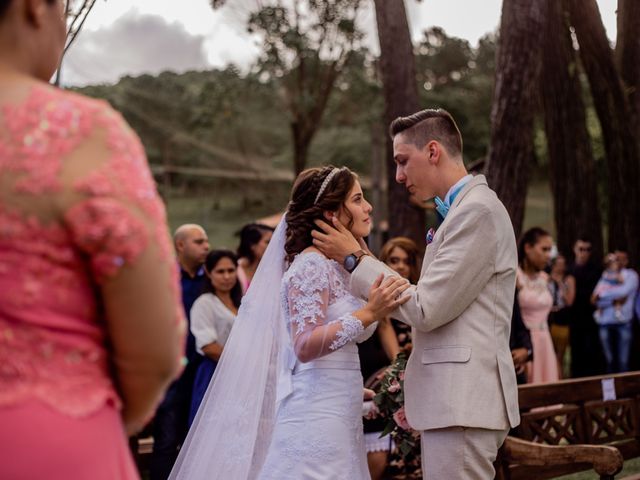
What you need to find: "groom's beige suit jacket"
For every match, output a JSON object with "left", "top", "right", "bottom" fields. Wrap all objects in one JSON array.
[{"left": 351, "top": 175, "right": 520, "bottom": 431}]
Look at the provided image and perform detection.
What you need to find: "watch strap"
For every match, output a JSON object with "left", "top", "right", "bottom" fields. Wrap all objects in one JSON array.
[
  {"left": 352, "top": 249, "right": 368, "bottom": 269},
  {"left": 353, "top": 249, "right": 367, "bottom": 261}
]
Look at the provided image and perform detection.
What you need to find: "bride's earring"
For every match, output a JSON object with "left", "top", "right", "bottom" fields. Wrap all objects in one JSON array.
[{"left": 323, "top": 210, "right": 336, "bottom": 223}]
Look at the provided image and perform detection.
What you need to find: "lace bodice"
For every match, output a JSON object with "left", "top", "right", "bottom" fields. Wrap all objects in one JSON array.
[
  {"left": 281, "top": 251, "right": 371, "bottom": 362},
  {"left": 0, "top": 85, "right": 185, "bottom": 418},
  {"left": 517, "top": 268, "right": 553, "bottom": 331}
]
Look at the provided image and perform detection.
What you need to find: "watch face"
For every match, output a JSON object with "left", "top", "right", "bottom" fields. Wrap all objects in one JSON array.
[{"left": 344, "top": 254, "right": 357, "bottom": 272}]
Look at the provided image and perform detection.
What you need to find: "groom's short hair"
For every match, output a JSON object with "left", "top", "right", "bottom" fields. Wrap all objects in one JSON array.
[{"left": 390, "top": 109, "right": 463, "bottom": 157}]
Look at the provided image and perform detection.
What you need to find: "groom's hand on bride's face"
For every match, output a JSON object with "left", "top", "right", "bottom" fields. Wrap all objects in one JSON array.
[{"left": 311, "top": 217, "right": 361, "bottom": 262}]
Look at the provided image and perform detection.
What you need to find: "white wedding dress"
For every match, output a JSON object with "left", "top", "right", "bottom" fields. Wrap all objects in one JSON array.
[
  {"left": 258, "top": 251, "right": 372, "bottom": 479},
  {"left": 169, "top": 220, "right": 372, "bottom": 480}
]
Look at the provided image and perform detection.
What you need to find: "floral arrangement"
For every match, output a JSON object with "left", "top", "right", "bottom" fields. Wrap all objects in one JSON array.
[{"left": 372, "top": 351, "right": 422, "bottom": 474}]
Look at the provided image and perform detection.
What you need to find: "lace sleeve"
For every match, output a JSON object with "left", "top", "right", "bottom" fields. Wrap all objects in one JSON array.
[
  {"left": 0, "top": 87, "right": 184, "bottom": 432},
  {"left": 285, "top": 255, "right": 364, "bottom": 363},
  {"left": 60, "top": 102, "right": 186, "bottom": 432},
  {"left": 356, "top": 321, "right": 378, "bottom": 343}
]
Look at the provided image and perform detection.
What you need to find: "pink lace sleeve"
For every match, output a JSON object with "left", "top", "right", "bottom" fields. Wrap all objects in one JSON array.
[
  {"left": 64, "top": 198, "right": 147, "bottom": 280},
  {"left": 0, "top": 87, "right": 184, "bottom": 429},
  {"left": 63, "top": 107, "right": 171, "bottom": 272},
  {"left": 284, "top": 255, "right": 364, "bottom": 363},
  {"left": 61, "top": 103, "right": 186, "bottom": 431}
]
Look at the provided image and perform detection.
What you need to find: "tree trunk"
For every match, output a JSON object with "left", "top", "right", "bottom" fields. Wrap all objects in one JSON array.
[
  {"left": 540, "top": 0, "right": 604, "bottom": 261},
  {"left": 291, "top": 122, "right": 311, "bottom": 176},
  {"left": 373, "top": 0, "right": 425, "bottom": 247},
  {"left": 287, "top": 58, "right": 342, "bottom": 176},
  {"left": 616, "top": 0, "right": 640, "bottom": 136},
  {"left": 484, "top": 0, "right": 546, "bottom": 239},
  {"left": 568, "top": 0, "right": 640, "bottom": 265}
]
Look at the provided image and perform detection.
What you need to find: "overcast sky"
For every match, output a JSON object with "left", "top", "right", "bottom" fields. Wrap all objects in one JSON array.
[{"left": 62, "top": 0, "right": 618, "bottom": 86}]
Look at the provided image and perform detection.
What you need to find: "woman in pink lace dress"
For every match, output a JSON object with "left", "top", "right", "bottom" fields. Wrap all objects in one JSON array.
[
  {"left": 517, "top": 227, "right": 559, "bottom": 384},
  {"left": 0, "top": 1, "right": 186, "bottom": 478}
]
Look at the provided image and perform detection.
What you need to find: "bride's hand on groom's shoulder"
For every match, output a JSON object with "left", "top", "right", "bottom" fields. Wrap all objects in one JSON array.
[{"left": 311, "top": 217, "right": 361, "bottom": 262}]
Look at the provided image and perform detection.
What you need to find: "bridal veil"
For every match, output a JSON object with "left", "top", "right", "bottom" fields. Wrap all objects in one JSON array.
[{"left": 169, "top": 216, "right": 293, "bottom": 479}]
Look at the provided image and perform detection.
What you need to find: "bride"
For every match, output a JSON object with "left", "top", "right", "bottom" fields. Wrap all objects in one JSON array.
[{"left": 170, "top": 166, "right": 409, "bottom": 479}]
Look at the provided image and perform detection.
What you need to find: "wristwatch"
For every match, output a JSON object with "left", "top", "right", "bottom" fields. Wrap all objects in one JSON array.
[{"left": 344, "top": 249, "right": 368, "bottom": 273}]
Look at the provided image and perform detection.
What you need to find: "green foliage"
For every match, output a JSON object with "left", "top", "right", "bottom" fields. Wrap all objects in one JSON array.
[
  {"left": 242, "top": 0, "right": 367, "bottom": 173},
  {"left": 72, "top": 16, "right": 616, "bottom": 257},
  {"left": 75, "top": 27, "right": 500, "bottom": 181},
  {"left": 416, "top": 29, "right": 496, "bottom": 164},
  {"left": 74, "top": 25, "right": 615, "bottom": 249},
  {"left": 416, "top": 27, "right": 473, "bottom": 87},
  {"left": 246, "top": 0, "right": 364, "bottom": 75},
  {"left": 373, "top": 351, "right": 422, "bottom": 471},
  {"left": 315, "top": 49, "right": 383, "bottom": 174},
  {"left": 475, "top": 32, "right": 498, "bottom": 75},
  {"left": 77, "top": 68, "right": 290, "bottom": 176}
]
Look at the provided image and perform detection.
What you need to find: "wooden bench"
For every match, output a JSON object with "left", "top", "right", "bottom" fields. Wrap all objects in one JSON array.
[{"left": 496, "top": 371, "right": 640, "bottom": 480}]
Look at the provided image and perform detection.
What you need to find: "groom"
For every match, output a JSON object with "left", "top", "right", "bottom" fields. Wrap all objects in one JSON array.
[{"left": 312, "top": 109, "right": 519, "bottom": 479}]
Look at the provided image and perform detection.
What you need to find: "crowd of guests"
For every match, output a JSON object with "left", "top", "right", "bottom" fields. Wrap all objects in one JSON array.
[
  {"left": 511, "top": 229, "right": 640, "bottom": 387},
  {"left": 150, "top": 220, "right": 640, "bottom": 480},
  {"left": 148, "top": 223, "right": 274, "bottom": 479},
  {"left": 148, "top": 220, "right": 423, "bottom": 480}
]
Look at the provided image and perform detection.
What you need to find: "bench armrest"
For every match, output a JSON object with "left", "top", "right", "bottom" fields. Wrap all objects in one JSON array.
[{"left": 501, "top": 436, "right": 624, "bottom": 478}]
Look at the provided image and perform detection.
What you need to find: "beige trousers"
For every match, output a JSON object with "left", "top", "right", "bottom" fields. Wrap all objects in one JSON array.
[{"left": 420, "top": 426, "right": 508, "bottom": 479}]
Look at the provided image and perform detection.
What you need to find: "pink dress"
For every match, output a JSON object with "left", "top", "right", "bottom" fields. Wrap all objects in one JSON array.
[
  {"left": 517, "top": 269, "right": 559, "bottom": 384},
  {"left": 237, "top": 263, "right": 251, "bottom": 294},
  {"left": 0, "top": 85, "right": 183, "bottom": 479}
]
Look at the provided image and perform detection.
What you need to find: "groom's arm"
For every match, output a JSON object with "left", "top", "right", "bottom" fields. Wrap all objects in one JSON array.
[{"left": 352, "top": 204, "right": 496, "bottom": 332}]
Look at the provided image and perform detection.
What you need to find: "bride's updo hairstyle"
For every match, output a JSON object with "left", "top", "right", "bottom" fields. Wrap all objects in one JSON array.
[{"left": 285, "top": 166, "right": 356, "bottom": 262}]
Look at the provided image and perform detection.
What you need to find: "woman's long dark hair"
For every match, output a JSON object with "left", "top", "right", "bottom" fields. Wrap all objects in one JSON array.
[
  {"left": 285, "top": 166, "right": 357, "bottom": 263},
  {"left": 202, "top": 250, "right": 242, "bottom": 308},
  {"left": 236, "top": 223, "right": 274, "bottom": 263}
]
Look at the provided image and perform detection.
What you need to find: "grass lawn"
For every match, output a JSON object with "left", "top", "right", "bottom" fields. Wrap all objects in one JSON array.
[{"left": 163, "top": 179, "right": 291, "bottom": 250}]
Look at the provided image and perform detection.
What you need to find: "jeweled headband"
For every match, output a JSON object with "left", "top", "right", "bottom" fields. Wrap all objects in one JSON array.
[{"left": 314, "top": 168, "right": 343, "bottom": 205}]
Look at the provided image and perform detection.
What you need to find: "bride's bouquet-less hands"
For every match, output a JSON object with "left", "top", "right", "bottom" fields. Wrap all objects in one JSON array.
[{"left": 372, "top": 350, "right": 422, "bottom": 472}]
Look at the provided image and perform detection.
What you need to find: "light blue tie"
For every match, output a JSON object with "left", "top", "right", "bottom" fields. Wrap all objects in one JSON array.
[
  {"left": 434, "top": 182, "right": 466, "bottom": 222},
  {"left": 434, "top": 196, "right": 448, "bottom": 221}
]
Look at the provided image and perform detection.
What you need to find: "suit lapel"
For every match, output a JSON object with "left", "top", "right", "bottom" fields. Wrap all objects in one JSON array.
[
  {"left": 434, "top": 175, "right": 487, "bottom": 234},
  {"left": 420, "top": 175, "right": 488, "bottom": 277}
]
